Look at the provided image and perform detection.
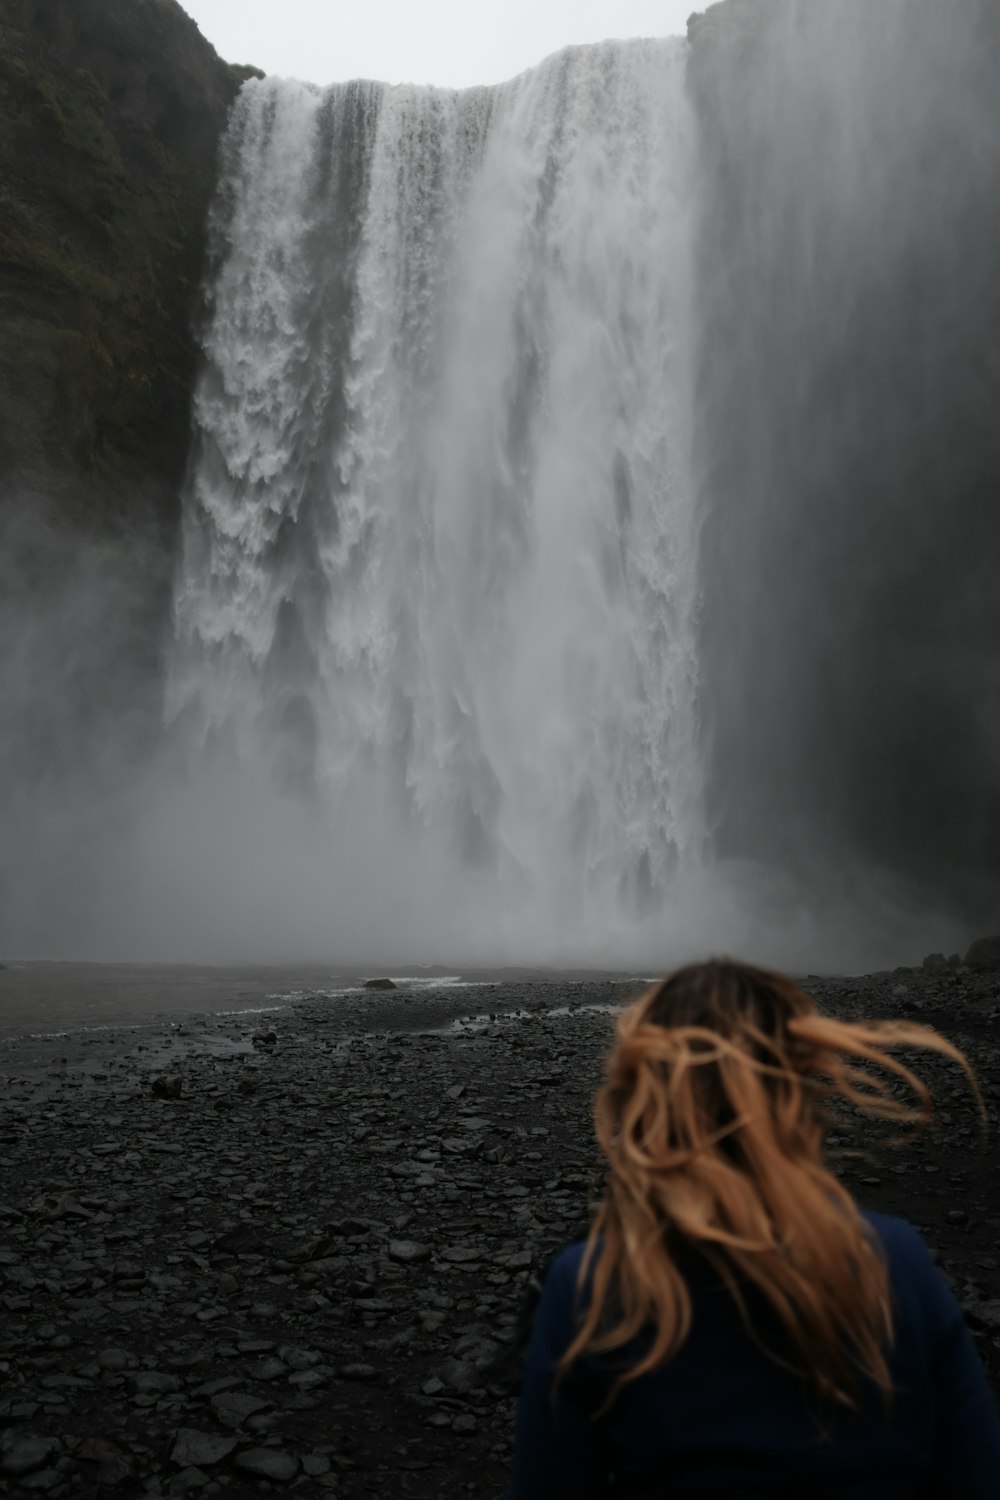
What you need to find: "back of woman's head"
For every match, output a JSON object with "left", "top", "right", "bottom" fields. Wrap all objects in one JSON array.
[{"left": 563, "top": 958, "right": 982, "bottom": 1417}]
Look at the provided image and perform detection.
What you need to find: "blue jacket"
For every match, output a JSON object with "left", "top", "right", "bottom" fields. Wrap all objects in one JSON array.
[{"left": 510, "top": 1212, "right": 1000, "bottom": 1498}]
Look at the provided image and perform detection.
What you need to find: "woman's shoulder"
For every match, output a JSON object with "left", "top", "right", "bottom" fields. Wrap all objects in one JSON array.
[
  {"left": 861, "top": 1209, "right": 966, "bottom": 1344},
  {"left": 546, "top": 1214, "right": 948, "bottom": 1300},
  {"left": 539, "top": 1241, "right": 594, "bottom": 1309},
  {"left": 860, "top": 1208, "right": 936, "bottom": 1274},
  {"left": 548, "top": 1240, "right": 592, "bottom": 1278},
  {"left": 549, "top": 1215, "right": 944, "bottom": 1300},
  {"left": 540, "top": 1213, "right": 963, "bottom": 1370}
]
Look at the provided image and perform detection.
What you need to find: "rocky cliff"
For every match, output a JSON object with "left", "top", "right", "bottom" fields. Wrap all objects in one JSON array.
[
  {"left": 0, "top": 0, "right": 261, "bottom": 857},
  {"left": 687, "top": 0, "right": 1000, "bottom": 921},
  {"left": 0, "top": 0, "right": 258, "bottom": 528}
]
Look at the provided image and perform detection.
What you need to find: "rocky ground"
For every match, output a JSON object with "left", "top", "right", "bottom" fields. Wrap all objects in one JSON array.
[{"left": 1, "top": 966, "right": 999, "bottom": 1498}]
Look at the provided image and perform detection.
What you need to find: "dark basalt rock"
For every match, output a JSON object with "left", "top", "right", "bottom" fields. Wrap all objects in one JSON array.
[
  {"left": 364, "top": 977, "right": 398, "bottom": 990},
  {"left": 0, "top": 0, "right": 261, "bottom": 524},
  {"left": 964, "top": 936, "right": 1000, "bottom": 970},
  {"left": 0, "top": 971, "right": 997, "bottom": 1494},
  {"left": 0, "top": 0, "right": 264, "bottom": 882}
]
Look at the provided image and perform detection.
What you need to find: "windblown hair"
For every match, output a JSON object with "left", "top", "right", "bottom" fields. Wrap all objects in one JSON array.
[{"left": 562, "top": 959, "right": 984, "bottom": 1415}]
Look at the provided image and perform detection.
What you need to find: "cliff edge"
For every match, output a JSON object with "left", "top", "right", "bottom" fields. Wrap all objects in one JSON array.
[{"left": 0, "top": 0, "right": 259, "bottom": 528}]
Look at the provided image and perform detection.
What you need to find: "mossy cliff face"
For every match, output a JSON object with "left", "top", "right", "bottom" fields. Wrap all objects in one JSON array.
[{"left": 0, "top": 0, "right": 259, "bottom": 528}]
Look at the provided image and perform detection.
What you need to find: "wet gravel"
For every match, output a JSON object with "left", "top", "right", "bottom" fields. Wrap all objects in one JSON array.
[{"left": 1, "top": 968, "right": 998, "bottom": 1497}]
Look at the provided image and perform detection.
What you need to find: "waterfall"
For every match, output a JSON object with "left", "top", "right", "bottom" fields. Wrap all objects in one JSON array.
[{"left": 168, "top": 40, "right": 703, "bottom": 962}]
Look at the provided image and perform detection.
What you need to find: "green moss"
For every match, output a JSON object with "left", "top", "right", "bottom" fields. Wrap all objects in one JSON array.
[
  {"left": 0, "top": 34, "right": 222, "bottom": 494},
  {"left": 230, "top": 63, "right": 266, "bottom": 84},
  {"left": 38, "top": 75, "right": 125, "bottom": 177},
  {"left": 1, "top": 52, "right": 124, "bottom": 179},
  {"left": 0, "top": 227, "right": 121, "bottom": 302},
  {"left": 0, "top": 185, "right": 46, "bottom": 241}
]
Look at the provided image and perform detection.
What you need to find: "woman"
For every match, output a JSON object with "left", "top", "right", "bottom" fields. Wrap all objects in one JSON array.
[{"left": 510, "top": 959, "right": 1000, "bottom": 1498}]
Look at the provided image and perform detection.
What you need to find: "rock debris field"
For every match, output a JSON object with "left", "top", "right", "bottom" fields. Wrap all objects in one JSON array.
[{"left": 1, "top": 968, "right": 999, "bottom": 1498}]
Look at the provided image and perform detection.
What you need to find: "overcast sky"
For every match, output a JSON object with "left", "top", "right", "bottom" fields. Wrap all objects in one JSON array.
[{"left": 181, "top": 1, "right": 704, "bottom": 89}]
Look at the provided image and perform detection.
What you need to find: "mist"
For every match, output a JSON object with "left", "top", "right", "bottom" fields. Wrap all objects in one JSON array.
[
  {"left": 0, "top": 487, "right": 964, "bottom": 972},
  {"left": 2, "top": 3, "right": 998, "bottom": 971},
  {"left": 691, "top": 0, "right": 1000, "bottom": 928}
]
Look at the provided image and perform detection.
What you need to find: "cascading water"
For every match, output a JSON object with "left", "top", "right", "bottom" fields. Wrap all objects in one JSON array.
[
  {"left": 168, "top": 39, "right": 704, "bottom": 963},
  {"left": 7, "top": 5, "right": 990, "bottom": 969}
]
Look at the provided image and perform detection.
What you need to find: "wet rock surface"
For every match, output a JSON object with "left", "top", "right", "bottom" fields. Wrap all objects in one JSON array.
[
  {"left": 966, "top": 937, "right": 1000, "bottom": 971},
  {"left": 0, "top": 0, "right": 256, "bottom": 514},
  {"left": 1, "top": 969, "right": 998, "bottom": 1497}
]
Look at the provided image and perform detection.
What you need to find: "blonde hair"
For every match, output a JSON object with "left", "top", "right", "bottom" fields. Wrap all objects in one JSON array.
[{"left": 562, "top": 959, "right": 984, "bottom": 1416}]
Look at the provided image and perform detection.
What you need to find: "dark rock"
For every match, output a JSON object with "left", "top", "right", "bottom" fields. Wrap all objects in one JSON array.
[
  {"left": 152, "top": 1075, "right": 183, "bottom": 1100},
  {"left": 388, "top": 1240, "right": 431, "bottom": 1264},
  {"left": 210, "top": 1391, "right": 270, "bottom": 1429},
  {"left": 289, "top": 1365, "right": 333, "bottom": 1390},
  {"left": 364, "top": 978, "right": 398, "bottom": 990},
  {"left": 18, "top": 1469, "right": 63, "bottom": 1492},
  {"left": 441, "top": 1245, "right": 483, "bottom": 1263},
  {"left": 0, "top": 0, "right": 257, "bottom": 516},
  {"left": 438, "top": 1357, "right": 482, "bottom": 1393},
  {"left": 964, "top": 1299, "right": 1000, "bottom": 1333},
  {"left": 334, "top": 1217, "right": 373, "bottom": 1236},
  {"left": 301, "top": 1454, "right": 332, "bottom": 1477},
  {"left": 0, "top": 1402, "right": 39, "bottom": 1423},
  {"left": 921, "top": 952, "right": 948, "bottom": 971},
  {"left": 193, "top": 1378, "right": 241, "bottom": 1398},
  {"left": 212, "top": 1224, "right": 266, "bottom": 1255},
  {"left": 0, "top": 1435, "right": 61, "bottom": 1477},
  {"left": 128, "top": 1370, "right": 180, "bottom": 1396},
  {"left": 97, "top": 1455, "right": 136, "bottom": 1487},
  {"left": 278, "top": 1345, "right": 320, "bottom": 1371},
  {"left": 0, "top": 2, "right": 263, "bottom": 866},
  {"left": 964, "top": 937, "right": 1000, "bottom": 970},
  {"left": 453, "top": 1334, "right": 502, "bottom": 1368},
  {"left": 232, "top": 1448, "right": 298, "bottom": 1482},
  {"left": 77, "top": 1437, "right": 127, "bottom": 1464},
  {"left": 169, "top": 1468, "right": 210, "bottom": 1494},
  {"left": 503, "top": 1249, "right": 534, "bottom": 1271},
  {"left": 169, "top": 1430, "right": 239, "bottom": 1469}
]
